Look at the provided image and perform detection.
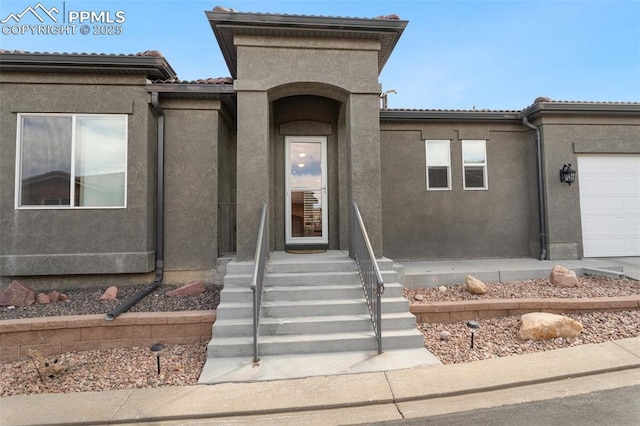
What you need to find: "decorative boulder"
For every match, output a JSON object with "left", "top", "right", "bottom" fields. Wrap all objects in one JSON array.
[
  {"left": 466, "top": 275, "right": 487, "bottom": 294},
  {"left": 36, "top": 293, "right": 51, "bottom": 304},
  {"left": 517, "top": 312, "right": 583, "bottom": 341},
  {"left": 166, "top": 281, "right": 206, "bottom": 297},
  {"left": 99, "top": 286, "right": 118, "bottom": 301},
  {"left": 0, "top": 280, "right": 35, "bottom": 306},
  {"left": 550, "top": 265, "right": 578, "bottom": 287},
  {"left": 414, "top": 294, "right": 424, "bottom": 301},
  {"left": 49, "top": 291, "right": 61, "bottom": 303}
]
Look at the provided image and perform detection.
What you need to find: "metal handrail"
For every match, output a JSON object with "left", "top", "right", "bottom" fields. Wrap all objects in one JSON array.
[
  {"left": 352, "top": 202, "right": 384, "bottom": 354},
  {"left": 251, "top": 204, "right": 269, "bottom": 363}
]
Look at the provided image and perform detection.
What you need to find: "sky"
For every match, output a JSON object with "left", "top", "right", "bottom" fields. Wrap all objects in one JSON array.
[{"left": 1, "top": 0, "right": 639, "bottom": 110}]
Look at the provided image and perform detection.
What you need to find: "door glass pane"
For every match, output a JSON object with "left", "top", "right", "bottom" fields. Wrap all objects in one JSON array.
[
  {"left": 290, "top": 142, "right": 322, "bottom": 188},
  {"left": 290, "top": 190, "right": 323, "bottom": 238}
]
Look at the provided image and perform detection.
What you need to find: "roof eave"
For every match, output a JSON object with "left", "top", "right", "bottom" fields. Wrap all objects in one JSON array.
[
  {"left": 522, "top": 101, "right": 640, "bottom": 118},
  {"left": 0, "top": 53, "right": 177, "bottom": 80},
  {"left": 146, "top": 82, "right": 236, "bottom": 98},
  {"left": 206, "top": 10, "right": 407, "bottom": 78},
  {"left": 380, "top": 109, "right": 522, "bottom": 122}
]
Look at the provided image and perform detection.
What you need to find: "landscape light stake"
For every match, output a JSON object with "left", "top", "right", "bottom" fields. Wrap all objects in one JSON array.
[
  {"left": 150, "top": 343, "right": 165, "bottom": 374},
  {"left": 466, "top": 321, "right": 480, "bottom": 348}
]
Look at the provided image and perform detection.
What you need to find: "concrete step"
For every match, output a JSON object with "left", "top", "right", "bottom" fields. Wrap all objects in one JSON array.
[
  {"left": 261, "top": 297, "right": 410, "bottom": 318},
  {"left": 219, "top": 281, "right": 405, "bottom": 303},
  {"left": 208, "top": 328, "right": 425, "bottom": 357},
  {"left": 223, "top": 270, "right": 397, "bottom": 287},
  {"left": 224, "top": 254, "right": 397, "bottom": 277},
  {"left": 213, "top": 312, "right": 418, "bottom": 338}
]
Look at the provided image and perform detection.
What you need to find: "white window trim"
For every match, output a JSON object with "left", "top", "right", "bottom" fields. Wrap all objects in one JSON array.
[
  {"left": 425, "top": 139, "right": 451, "bottom": 190},
  {"left": 15, "top": 113, "right": 128, "bottom": 209},
  {"left": 462, "top": 139, "right": 488, "bottom": 190}
]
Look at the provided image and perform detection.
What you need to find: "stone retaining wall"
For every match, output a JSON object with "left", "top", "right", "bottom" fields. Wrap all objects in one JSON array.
[
  {"left": 410, "top": 296, "right": 640, "bottom": 324},
  {"left": 0, "top": 311, "right": 215, "bottom": 362}
]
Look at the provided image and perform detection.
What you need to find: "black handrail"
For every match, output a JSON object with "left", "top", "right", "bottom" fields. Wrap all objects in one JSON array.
[
  {"left": 251, "top": 204, "right": 269, "bottom": 363},
  {"left": 352, "top": 202, "right": 384, "bottom": 354}
]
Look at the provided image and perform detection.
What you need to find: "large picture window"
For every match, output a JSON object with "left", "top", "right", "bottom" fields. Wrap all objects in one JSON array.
[
  {"left": 462, "top": 139, "right": 488, "bottom": 190},
  {"left": 425, "top": 140, "right": 451, "bottom": 190},
  {"left": 16, "top": 114, "right": 127, "bottom": 208}
]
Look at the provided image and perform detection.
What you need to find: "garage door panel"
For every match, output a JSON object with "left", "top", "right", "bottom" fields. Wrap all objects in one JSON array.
[{"left": 578, "top": 154, "right": 640, "bottom": 257}]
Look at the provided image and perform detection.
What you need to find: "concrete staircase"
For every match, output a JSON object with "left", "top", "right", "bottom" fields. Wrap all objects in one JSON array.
[{"left": 199, "top": 251, "right": 438, "bottom": 384}]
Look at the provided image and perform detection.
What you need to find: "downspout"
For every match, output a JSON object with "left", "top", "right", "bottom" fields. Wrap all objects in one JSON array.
[
  {"left": 522, "top": 116, "right": 547, "bottom": 260},
  {"left": 106, "top": 92, "right": 165, "bottom": 320}
]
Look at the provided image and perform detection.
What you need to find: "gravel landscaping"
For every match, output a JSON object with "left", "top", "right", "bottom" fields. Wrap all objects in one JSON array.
[{"left": 1, "top": 276, "right": 638, "bottom": 396}]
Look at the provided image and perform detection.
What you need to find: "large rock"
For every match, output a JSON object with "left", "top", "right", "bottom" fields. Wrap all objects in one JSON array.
[
  {"left": 550, "top": 265, "right": 578, "bottom": 287},
  {"left": 0, "top": 280, "right": 35, "bottom": 306},
  {"left": 517, "top": 312, "right": 583, "bottom": 341},
  {"left": 166, "top": 281, "right": 206, "bottom": 297},
  {"left": 466, "top": 275, "right": 487, "bottom": 294},
  {"left": 99, "top": 286, "right": 118, "bottom": 301},
  {"left": 36, "top": 293, "right": 51, "bottom": 304}
]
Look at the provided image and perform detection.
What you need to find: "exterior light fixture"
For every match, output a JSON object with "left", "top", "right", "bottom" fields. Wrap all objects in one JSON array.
[
  {"left": 560, "top": 164, "right": 576, "bottom": 185},
  {"left": 466, "top": 320, "right": 480, "bottom": 348},
  {"left": 150, "top": 343, "right": 165, "bottom": 374}
]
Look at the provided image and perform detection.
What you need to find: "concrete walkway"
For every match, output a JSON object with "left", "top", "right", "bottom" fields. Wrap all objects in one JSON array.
[
  {"left": 2, "top": 337, "right": 639, "bottom": 425},
  {"left": 399, "top": 257, "right": 640, "bottom": 287}
]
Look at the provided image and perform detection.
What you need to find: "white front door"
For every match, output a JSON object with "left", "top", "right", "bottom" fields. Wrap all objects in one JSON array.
[{"left": 285, "top": 136, "right": 328, "bottom": 245}]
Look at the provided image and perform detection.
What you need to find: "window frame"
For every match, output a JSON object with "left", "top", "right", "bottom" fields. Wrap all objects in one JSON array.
[
  {"left": 425, "top": 139, "right": 452, "bottom": 190},
  {"left": 14, "top": 113, "right": 128, "bottom": 210},
  {"left": 461, "top": 139, "right": 488, "bottom": 190}
]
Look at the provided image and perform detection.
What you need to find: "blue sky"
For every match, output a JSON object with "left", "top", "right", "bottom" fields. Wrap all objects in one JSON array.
[{"left": 1, "top": 0, "right": 638, "bottom": 110}]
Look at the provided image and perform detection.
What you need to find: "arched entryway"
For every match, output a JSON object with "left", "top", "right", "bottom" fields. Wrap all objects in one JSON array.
[{"left": 270, "top": 92, "right": 348, "bottom": 252}]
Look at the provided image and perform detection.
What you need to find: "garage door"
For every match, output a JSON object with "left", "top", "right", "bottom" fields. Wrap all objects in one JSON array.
[{"left": 578, "top": 155, "right": 640, "bottom": 257}]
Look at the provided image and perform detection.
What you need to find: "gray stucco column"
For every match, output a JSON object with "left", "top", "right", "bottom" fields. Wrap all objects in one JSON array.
[
  {"left": 347, "top": 93, "right": 384, "bottom": 257},
  {"left": 236, "top": 90, "right": 270, "bottom": 260}
]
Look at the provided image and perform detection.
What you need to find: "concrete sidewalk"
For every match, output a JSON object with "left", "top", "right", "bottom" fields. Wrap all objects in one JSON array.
[
  {"left": 399, "top": 257, "right": 640, "bottom": 287},
  {"left": 2, "top": 337, "right": 639, "bottom": 426}
]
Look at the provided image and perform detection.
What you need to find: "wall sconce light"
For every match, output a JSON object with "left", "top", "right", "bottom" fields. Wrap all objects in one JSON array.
[{"left": 560, "top": 164, "right": 576, "bottom": 185}]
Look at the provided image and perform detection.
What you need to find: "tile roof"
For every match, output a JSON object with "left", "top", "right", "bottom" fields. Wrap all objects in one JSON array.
[
  {"left": 211, "top": 5, "right": 401, "bottom": 21},
  {"left": 0, "top": 49, "right": 164, "bottom": 57},
  {"left": 152, "top": 77, "right": 233, "bottom": 85}
]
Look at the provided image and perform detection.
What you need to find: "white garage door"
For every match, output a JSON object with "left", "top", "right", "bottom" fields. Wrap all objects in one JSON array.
[{"left": 578, "top": 155, "right": 640, "bottom": 257}]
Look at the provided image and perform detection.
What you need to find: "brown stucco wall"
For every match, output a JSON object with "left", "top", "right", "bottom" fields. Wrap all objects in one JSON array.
[
  {"left": 380, "top": 120, "right": 537, "bottom": 260},
  {"left": 538, "top": 114, "right": 640, "bottom": 259},
  {"left": 161, "top": 98, "right": 222, "bottom": 276},
  {"left": 0, "top": 73, "right": 155, "bottom": 279},
  {"left": 233, "top": 35, "right": 384, "bottom": 259}
]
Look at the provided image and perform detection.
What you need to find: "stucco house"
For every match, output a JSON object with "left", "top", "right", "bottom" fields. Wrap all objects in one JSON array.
[{"left": 1, "top": 8, "right": 639, "bottom": 375}]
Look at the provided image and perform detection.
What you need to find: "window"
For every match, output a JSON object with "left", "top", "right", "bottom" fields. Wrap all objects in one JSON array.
[
  {"left": 425, "top": 140, "right": 451, "bottom": 190},
  {"left": 462, "top": 140, "right": 488, "bottom": 190},
  {"left": 16, "top": 114, "right": 127, "bottom": 208}
]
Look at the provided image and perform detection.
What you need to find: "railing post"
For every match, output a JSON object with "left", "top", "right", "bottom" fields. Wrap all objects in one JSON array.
[
  {"left": 251, "top": 204, "right": 269, "bottom": 364},
  {"left": 352, "top": 202, "right": 384, "bottom": 354}
]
